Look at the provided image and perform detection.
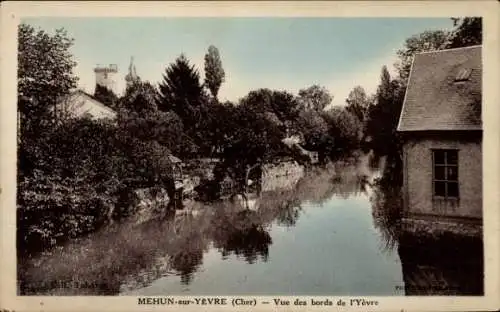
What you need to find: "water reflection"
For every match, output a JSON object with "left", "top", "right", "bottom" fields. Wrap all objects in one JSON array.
[
  {"left": 20, "top": 156, "right": 376, "bottom": 295},
  {"left": 398, "top": 234, "right": 483, "bottom": 295},
  {"left": 211, "top": 209, "right": 272, "bottom": 264},
  {"left": 18, "top": 153, "right": 482, "bottom": 296}
]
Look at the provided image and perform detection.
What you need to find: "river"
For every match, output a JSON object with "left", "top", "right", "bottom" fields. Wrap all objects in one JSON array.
[{"left": 18, "top": 155, "right": 483, "bottom": 296}]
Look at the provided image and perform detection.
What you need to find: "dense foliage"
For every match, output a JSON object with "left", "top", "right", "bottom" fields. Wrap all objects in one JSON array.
[
  {"left": 18, "top": 24, "right": 78, "bottom": 140},
  {"left": 94, "top": 84, "right": 119, "bottom": 109}
]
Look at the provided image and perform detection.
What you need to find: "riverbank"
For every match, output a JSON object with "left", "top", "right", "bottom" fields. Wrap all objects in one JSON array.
[
  {"left": 18, "top": 153, "right": 484, "bottom": 296},
  {"left": 18, "top": 156, "right": 374, "bottom": 295}
]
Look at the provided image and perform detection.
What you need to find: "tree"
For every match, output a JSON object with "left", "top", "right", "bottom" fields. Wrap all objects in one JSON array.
[
  {"left": 240, "top": 88, "right": 300, "bottom": 129},
  {"left": 204, "top": 45, "right": 225, "bottom": 101},
  {"left": 395, "top": 30, "right": 449, "bottom": 83},
  {"left": 444, "top": 17, "right": 482, "bottom": 49},
  {"left": 119, "top": 80, "right": 158, "bottom": 114},
  {"left": 296, "top": 110, "right": 330, "bottom": 150},
  {"left": 94, "top": 84, "right": 119, "bottom": 109},
  {"left": 322, "top": 107, "right": 362, "bottom": 153},
  {"left": 297, "top": 85, "right": 333, "bottom": 112},
  {"left": 345, "top": 85, "right": 371, "bottom": 122},
  {"left": 365, "top": 66, "right": 404, "bottom": 157},
  {"left": 217, "top": 104, "right": 285, "bottom": 191},
  {"left": 158, "top": 54, "right": 206, "bottom": 120},
  {"left": 18, "top": 23, "right": 78, "bottom": 132},
  {"left": 18, "top": 23, "right": 79, "bottom": 178},
  {"left": 158, "top": 54, "right": 210, "bottom": 152}
]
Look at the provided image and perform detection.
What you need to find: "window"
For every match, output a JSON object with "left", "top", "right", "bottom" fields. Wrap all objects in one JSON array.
[
  {"left": 454, "top": 68, "right": 472, "bottom": 82},
  {"left": 433, "top": 150, "right": 459, "bottom": 198}
]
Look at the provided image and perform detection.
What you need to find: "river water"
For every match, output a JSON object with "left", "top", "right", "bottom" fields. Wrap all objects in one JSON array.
[{"left": 18, "top": 155, "right": 483, "bottom": 296}]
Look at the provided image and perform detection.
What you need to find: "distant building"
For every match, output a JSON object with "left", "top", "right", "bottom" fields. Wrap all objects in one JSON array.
[
  {"left": 397, "top": 46, "right": 482, "bottom": 227},
  {"left": 125, "top": 56, "right": 140, "bottom": 89},
  {"left": 56, "top": 90, "right": 117, "bottom": 120},
  {"left": 94, "top": 64, "right": 118, "bottom": 94}
]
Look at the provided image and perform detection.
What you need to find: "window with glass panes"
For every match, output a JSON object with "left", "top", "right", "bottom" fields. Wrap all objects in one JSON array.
[{"left": 432, "top": 150, "right": 459, "bottom": 198}]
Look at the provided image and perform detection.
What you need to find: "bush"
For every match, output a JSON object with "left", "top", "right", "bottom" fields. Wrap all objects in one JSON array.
[
  {"left": 17, "top": 116, "right": 177, "bottom": 256},
  {"left": 17, "top": 170, "right": 113, "bottom": 255}
]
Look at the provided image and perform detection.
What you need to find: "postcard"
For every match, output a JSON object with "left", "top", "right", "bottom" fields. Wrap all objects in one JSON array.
[{"left": 1, "top": 1, "right": 499, "bottom": 311}]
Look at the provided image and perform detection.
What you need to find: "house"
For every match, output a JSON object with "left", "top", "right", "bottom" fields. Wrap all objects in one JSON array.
[
  {"left": 56, "top": 90, "right": 117, "bottom": 120},
  {"left": 397, "top": 46, "right": 482, "bottom": 228}
]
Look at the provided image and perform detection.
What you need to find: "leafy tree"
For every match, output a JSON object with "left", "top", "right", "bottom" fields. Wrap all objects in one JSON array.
[
  {"left": 322, "top": 107, "right": 362, "bottom": 153},
  {"left": 395, "top": 30, "right": 448, "bottom": 83},
  {"left": 365, "top": 66, "right": 405, "bottom": 157},
  {"left": 217, "top": 104, "right": 285, "bottom": 190},
  {"left": 116, "top": 109, "right": 197, "bottom": 158},
  {"left": 296, "top": 110, "right": 330, "bottom": 151},
  {"left": 18, "top": 23, "right": 79, "bottom": 178},
  {"left": 240, "top": 88, "right": 300, "bottom": 129},
  {"left": 203, "top": 101, "right": 237, "bottom": 156},
  {"left": 119, "top": 80, "right": 158, "bottom": 114},
  {"left": 297, "top": 85, "right": 333, "bottom": 112},
  {"left": 18, "top": 23, "right": 78, "bottom": 133},
  {"left": 204, "top": 45, "right": 225, "bottom": 101},
  {"left": 444, "top": 17, "right": 482, "bottom": 49},
  {"left": 345, "top": 85, "right": 371, "bottom": 122},
  {"left": 94, "top": 84, "right": 119, "bottom": 109}
]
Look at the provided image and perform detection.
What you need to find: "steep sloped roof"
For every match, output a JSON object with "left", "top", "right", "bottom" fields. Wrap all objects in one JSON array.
[
  {"left": 57, "top": 89, "right": 117, "bottom": 119},
  {"left": 397, "top": 45, "right": 482, "bottom": 132}
]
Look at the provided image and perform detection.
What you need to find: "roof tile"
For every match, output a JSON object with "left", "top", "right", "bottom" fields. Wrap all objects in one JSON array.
[{"left": 397, "top": 46, "right": 482, "bottom": 132}]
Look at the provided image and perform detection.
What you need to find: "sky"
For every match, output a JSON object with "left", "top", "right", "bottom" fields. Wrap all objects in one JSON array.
[{"left": 23, "top": 17, "right": 454, "bottom": 106}]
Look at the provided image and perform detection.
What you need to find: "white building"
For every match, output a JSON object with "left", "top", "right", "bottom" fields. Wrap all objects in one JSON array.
[{"left": 56, "top": 90, "right": 117, "bottom": 120}]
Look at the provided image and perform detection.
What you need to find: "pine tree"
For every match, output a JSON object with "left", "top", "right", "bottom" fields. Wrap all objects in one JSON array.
[{"left": 157, "top": 54, "right": 205, "bottom": 124}]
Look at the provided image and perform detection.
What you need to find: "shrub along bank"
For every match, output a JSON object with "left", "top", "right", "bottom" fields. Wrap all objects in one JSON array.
[{"left": 17, "top": 116, "right": 175, "bottom": 257}]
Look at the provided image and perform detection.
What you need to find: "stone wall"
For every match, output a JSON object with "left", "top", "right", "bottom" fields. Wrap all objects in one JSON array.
[
  {"left": 402, "top": 217, "right": 482, "bottom": 238},
  {"left": 261, "top": 161, "right": 304, "bottom": 192}
]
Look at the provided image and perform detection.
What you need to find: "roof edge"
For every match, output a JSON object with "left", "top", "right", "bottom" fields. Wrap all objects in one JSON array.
[
  {"left": 414, "top": 45, "right": 482, "bottom": 57},
  {"left": 398, "top": 127, "right": 483, "bottom": 133},
  {"left": 71, "top": 89, "right": 117, "bottom": 115},
  {"left": 396, "top": 54, "right": 417, "bottom": 132}
]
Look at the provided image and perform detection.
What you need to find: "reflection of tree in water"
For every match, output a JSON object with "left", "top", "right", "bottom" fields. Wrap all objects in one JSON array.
[
  {"left": 398, "top": 233, "right": 483, "bottom": 295},
  {"left": 369, "top": 151, "right": 404, "bottom": 252},
  {"left": 258, "top": 190, "right": 302, "bottom": 228},
  {"left": 300, "top": 161, "right": 369, "bottom": 203},
  {"left": 211, "top": 209, "right": 272, "bottom": 264},
  {"left": 170, "top": 246, "right": 204, "bottom": 285},
  {"left": 291, "top": 162, "right": 368, "bottom": 205},
  {"left": 330, "top": 172, "right": 370, "bottom": 200},
  {"left": 275, "top": 199, "right": 302, "bottom": 227},
  {"left": 168, "top": 213, "right": 209, "bottom": 285}
]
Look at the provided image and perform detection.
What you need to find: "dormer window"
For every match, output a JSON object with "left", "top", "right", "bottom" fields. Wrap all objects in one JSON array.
[{"left": 454, "top": 68, "right": 472, "bottom": 82}]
